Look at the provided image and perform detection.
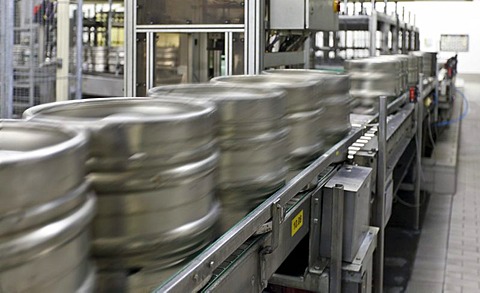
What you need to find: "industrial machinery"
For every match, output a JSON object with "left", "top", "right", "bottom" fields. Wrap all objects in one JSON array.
[
  {"left": 124, "top": 0, "right": 341, "bottom": 96},
  {"left": 0, "top": 0, "right": 459, "bottom": 293},
  {"left": 0, "top": 0, "right": 83, "bottom": 118}
]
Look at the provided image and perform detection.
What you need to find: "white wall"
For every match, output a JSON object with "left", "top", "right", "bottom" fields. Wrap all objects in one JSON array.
[{"left": 398, "top": 0, "right": 480, "bottom": 74}]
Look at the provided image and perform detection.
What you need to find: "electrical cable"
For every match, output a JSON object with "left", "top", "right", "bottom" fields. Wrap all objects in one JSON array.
[{"left": 435, "top": 89, "right": 469, "bottom": 127}]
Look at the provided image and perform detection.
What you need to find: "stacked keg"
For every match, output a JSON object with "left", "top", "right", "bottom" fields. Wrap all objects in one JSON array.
[
  {"left": 107, "top": 47, "right": 125, "bottom": 74},
  {"left": 24, "top": 98, "right": 220, "bottom": 290},
  {"left": 85, "top": 46, "right": 108, "bottom": 73},
  {"left": 263, "top": 69, "right": 352, "bottom": 149},
  {"left": 0, "top": 120, "right": 96, "bottom": 292},
  {"left": 211, "top": 75, "right": 324, "bottom": 174},
  {"left": 410, "top": 51, "right": 437, "bottom": 77},
  {"left": 345, "top": 57, "right": 402, "bottom": 112},
  {"left": 149, "top": 84, "right": 289, "bottom": 232}
]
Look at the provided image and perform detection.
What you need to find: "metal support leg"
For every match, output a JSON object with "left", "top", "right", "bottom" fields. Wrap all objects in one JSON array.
[
  {"left": 330, "top": 184, "right": 344, "bottom": 293},
  {"left": 145, "top": 32, "right": 155, "bottom": 91},
  {"left": 369, "top": 5, "right": 377, "bottom": 57},
  {"left": 125, "top": 0, "right": 137, "bottom": 96},
  {"left": 0, "top": 0, "right": 14, "bottom": 118},
  {"left": 373, "top": 96, "right": 387, "bottom": 293},
  {"left": 245, "top": 0, "right": 265, "bottom": 74},
  {"left": 56, "top": 0, "right": 71, "bottom": 101},
  {"left": 75, "top": 0, "right": 83, "bottom": 100},
  {"left": 414, "top": 73, "right": 424, "bottom": 230}
]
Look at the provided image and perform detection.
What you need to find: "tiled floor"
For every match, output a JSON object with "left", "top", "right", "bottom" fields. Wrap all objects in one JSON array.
[{"left": 407, "top": 79, "right": 480, "bottom": 293}]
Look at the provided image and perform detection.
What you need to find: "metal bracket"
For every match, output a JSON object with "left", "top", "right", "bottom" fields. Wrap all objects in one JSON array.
[{"left": 259, "top": 201, "right": 284, "bottom": 289}]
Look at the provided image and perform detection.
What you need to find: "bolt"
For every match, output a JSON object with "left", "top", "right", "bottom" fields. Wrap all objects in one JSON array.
[
  {"left": 251, "top": 276, "right": 255, "bottom": 286},
  {"left": 313, "top": 218, "right": 319, "bottom": 225},
  {"left": 314, "top": 198, "right": 320, "bottom": 205},
  {"left": 193, "top": 274, "right": 199, "bottom": 282},
  {"left": 209, "top": 261, "right": 215, "bottom": 268},
  {"left": 314, "top": 266, "right": 321, "bottom": 270}
]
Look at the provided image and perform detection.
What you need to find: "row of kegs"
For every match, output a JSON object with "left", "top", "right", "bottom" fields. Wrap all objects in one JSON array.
[
  {"left": 3, "top": 50, "right": 438, "bottom": 291},
  {"left": 345, "top": 51, "right": 437, "bottom": 112},
  {"left": 2, "top": 69, "right": 352, "bottom": 292},
  {"left": 82, "top": 46, "right": 125, "bottom": 74}
]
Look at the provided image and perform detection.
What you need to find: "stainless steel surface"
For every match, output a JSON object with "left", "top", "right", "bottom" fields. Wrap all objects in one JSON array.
[
  {"left": 0, "top": 120, "right": 95, "bottom": 293},
  {"left": 148, "top": 83, "right": 289, "bottom": 232},
  {"left": 330, "top": 184, "right": 345, "bottom": 293},
  {"left": 345, "top": 57, "right": 402, "bottom": 109},
  {"left": 321, "top": 166, "right": 373, "bottom": 262},
  {"left": 24, "top": 98, "right": 220, "bottom": 271},
  {"left": 155, "top": 127, "right": 364, "bottom": 292},
  {"left": 211, "top": 75, "right": 324, "bottom": 169},
  {"left": 263, "top": 69, "right": 352, "bottom": 148}
]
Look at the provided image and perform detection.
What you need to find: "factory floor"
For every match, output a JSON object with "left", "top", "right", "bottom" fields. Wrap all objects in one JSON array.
[{"left": 406, "top": 77, "right": 480, "bottom": 292}]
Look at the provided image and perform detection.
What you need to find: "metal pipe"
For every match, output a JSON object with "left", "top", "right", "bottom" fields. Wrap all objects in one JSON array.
[
  {"left": 373, "top": 95, "right": 387, "bottom": 293},
  {"left": 415, "top": 73, "right": 425, "bottom": 230},
  {"left": 75, "top": 0, "right": 83, "bottom": 100},
  {"left": 0, "top": 0, "right": 14, "bottom": 118},
  {"left": 124, "top": 0, "right": 137, "bottom": 96},
  {"left": 107, "top": 0, "right": 114, "bottom": 48}
]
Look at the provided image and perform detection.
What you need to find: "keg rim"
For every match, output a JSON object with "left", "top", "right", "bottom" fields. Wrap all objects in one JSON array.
[
  {"left": 0, "top": 120, "right": 88, "bottom": 165},
  {"left": 23, "top": 97, "right": 217, "bottom": 126},
  {"left": 148, "top": 83, "right": 286, "bottom": 102},
  {"left": 210, "top": 74, "right": 322, "bottom": 89}
]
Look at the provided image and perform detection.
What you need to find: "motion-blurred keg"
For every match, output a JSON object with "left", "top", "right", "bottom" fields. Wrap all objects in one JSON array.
[
  {"left": 379, "top": 55, "right": 409, "bottom": 93},
  {"left": 0, "top": 120, "right": 95, "bottom": 293},
  {"left": 149, "top": 84, "right": 289, "bottom": 232},
  {"left": 107, "top": 47, "right": 125, "bottom": 74},
  {"left": 410, "top": 51, "right": 437, "bottom": 77},
  {"left": 211, "top": 75, "right": 324, "bottom": 170},
  {"left": 406, "top": 54, "right": 421, "bottom": 86},
  {"left": 24, "top": 98, "right": 220, "bottom": 274},
  {"left": 345, "top": 57, "right": 402, "bottom": 111},
  {"left": 263, "top": 69, "right": 352, "bottom": 148}
]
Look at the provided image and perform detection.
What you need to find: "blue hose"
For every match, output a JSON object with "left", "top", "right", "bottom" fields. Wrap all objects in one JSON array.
[{"left": 435, "top": 89, "right": 469, "bottom": 127}]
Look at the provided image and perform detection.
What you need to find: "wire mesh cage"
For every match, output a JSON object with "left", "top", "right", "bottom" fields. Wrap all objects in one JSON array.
[{"left": 0, "top": 0, "right": 82, "bottom": 118}]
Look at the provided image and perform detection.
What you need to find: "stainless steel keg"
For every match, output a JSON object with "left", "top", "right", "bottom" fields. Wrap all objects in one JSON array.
[
  {"left": 211, "top": 75, "right": 324, "bottom": 170},
  {"left": 90, "top": 46, "right": 108, "bottom": 73},
  {"left": 0, "top": 120, "right": 95, "bottom": 293},
  {"left": 24, "top": 98, "right": 220, "bottom": 271},
  {"left": 263, "top": 69, "right": 352, "bottom": 148},
  {"left": 149, "top": 84, "right": 289, "bottom": 231},
  {"left": 107, "top": 47, "right": 125, "bottom": 74}
]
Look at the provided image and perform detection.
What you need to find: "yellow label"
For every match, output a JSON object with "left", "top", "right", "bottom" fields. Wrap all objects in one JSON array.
[{"left": 291, "top": 210, "right": 304, "bottom": 237}]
